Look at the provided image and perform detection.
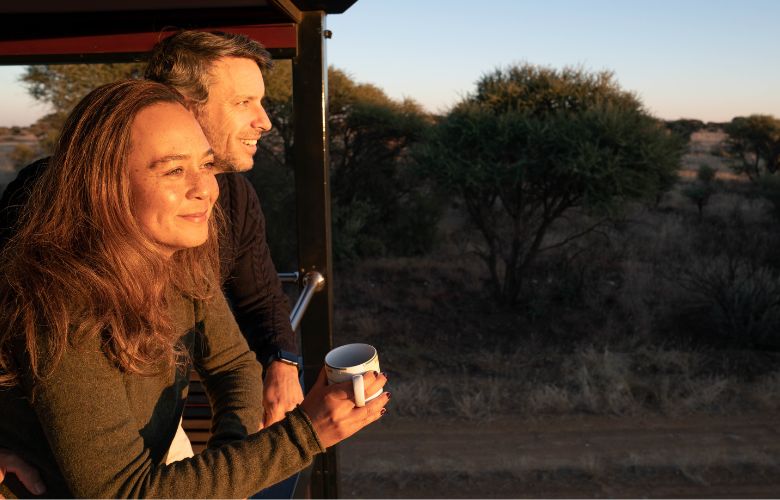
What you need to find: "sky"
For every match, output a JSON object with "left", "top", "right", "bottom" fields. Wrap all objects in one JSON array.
[{"left": 0, "top": 0, "right": 778, "bottom": 126}]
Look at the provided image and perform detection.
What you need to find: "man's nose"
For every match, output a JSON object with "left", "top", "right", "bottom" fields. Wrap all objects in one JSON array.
[{"left": 252, "top": 104, "right": 272, "bottom": 132}]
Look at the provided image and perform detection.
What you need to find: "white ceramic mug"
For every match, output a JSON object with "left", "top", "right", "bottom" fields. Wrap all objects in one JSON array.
[{"left": 325, "top": 343, "right": 382, "bottom": 407}]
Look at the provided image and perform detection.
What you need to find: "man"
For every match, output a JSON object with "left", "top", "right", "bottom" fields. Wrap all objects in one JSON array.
[
  {"left": 144, "top": 31, "right": 304, "bottom": 427},
  {"left": 0, "top": 31, "right": 303, "bottom": 493}
]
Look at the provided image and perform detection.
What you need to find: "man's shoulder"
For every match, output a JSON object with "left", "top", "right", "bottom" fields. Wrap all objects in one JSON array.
[
  {"left": 5, "top": 157, "right": 50, "bottom": 194},
  {"left": 216, "top": 171, "right": 253, "bottom": 193},
  {"left": 0, "top": 157, "right": 51, "bottom": 238},
  {"left": 216, "top": 173, "right": 261, "bottom": 217}
]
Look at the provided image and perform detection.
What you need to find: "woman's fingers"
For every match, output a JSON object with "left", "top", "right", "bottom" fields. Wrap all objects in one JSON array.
[
  {"left": 324, "top": 372, "right": 387, "bottom": 404},
  {"left": 324, "top": 380, "right": 356, "bottom": 402},
  {"left": 360, "top": 371, "right": 387, "bottom": 402},
  {"left": 300, "top": 366, "right": 391, "bottom": 449},
  {"left": 362, "top": 390, "right": 391, "bottom": 419}
]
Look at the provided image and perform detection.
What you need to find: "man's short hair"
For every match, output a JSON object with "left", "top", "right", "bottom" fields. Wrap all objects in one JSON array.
[{"left": 145, "top": 30, "right": 272, "bottom": 105}]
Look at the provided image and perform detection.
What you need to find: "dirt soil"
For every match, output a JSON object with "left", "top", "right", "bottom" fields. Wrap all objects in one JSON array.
[{"left": 338, "top": 412, "right": 780, "bottom": 498}]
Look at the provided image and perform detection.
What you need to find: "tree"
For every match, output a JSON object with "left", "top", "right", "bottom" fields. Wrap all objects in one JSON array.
[
  {"left": 417, "top": 64, "right": 685, "bottom": 304},
  {"left": 665, "top": 118, "right": 705, "bottom": 142},
  {"left": 21, "top": 63, "right": 144, "bottom": 153},
  {"left": 682, "top": 164, "right": 717, "bottom": 219},
  {"left": 327, "top": 69, "right": 436, "bottom": 259},
  {"left": 248, "top": 64, "right": 437, "bottom": 263},
  {"left": 723, "top": 114, "right": 780, "bottom": 181}
]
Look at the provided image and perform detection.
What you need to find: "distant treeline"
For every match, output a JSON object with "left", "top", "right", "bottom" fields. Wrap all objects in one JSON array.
[
  {"left": 664, "top": 118, "right": 726, "bottom": 139},
  {"left": 12, "top": 63, "right": 780, "bottom": 310}
]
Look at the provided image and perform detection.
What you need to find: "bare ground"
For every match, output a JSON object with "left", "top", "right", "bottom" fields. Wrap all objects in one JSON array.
[{"left": 339, "top": 412, "right": 780, "bottom": 498}]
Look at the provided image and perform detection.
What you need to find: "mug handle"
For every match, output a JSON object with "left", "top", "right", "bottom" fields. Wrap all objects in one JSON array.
[{"left": 352, "top": 374, "right": 366, "bottom": 407}]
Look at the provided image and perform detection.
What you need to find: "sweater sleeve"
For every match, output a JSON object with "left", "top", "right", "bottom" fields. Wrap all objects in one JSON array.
[
  {"left": 217, "top": 173, "right": 297, "bottom": 366},
  {"left": 190, "top": 288, "right": 263, "bottom": 448},
  {"left": 25, "top": 299, "right": 324, "bottom": 498}
]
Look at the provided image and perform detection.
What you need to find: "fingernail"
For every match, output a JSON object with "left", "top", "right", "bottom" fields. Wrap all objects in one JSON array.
[
  {"left": 32, "top": 483, "right": 46, "bottom": 495},
  {"left": 380, "top": 408, "right": 387, "bottom": 416},
  {"left": 386, "top": 392, "right": 392, "bottom": 400}
]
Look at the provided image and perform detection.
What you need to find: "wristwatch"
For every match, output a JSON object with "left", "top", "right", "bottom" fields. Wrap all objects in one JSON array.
[{"left": 264, "top": 349, "right": 302, "bottom": 374}]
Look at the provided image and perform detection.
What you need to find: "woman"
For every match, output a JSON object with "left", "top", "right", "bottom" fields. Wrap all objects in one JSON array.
[{"left": 0, "top": 80, "right": 388, "bottom": 498}]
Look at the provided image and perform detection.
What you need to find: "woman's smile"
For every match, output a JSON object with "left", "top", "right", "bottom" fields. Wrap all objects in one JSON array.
[{"left": 179, "top": 210, "right": 209, "bottom": 223}]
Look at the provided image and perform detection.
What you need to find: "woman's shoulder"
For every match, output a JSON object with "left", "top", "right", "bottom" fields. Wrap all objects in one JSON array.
[{"left": 173, "top": 289, "right": 232, "bottom": 331}]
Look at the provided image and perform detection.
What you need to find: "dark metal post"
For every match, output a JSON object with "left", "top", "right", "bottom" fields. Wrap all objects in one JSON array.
[{"left": 292, "top": 10, "right": 338, "bottom": 499}]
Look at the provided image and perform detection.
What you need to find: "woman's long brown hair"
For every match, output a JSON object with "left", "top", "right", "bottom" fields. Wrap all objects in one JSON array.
[{"left": 0, "top": 79, "right": 221, "bottom": 387}]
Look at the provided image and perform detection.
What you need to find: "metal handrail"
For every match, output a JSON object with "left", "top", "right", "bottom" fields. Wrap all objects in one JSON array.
[
  {"left": 288, "top": 271, "right": 325, "bottom": 331},
  {"left": 277, "top": 272, "right": 300, "bottom": 284}
]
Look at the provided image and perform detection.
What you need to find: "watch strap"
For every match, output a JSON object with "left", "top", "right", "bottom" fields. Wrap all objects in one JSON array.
[{"left": 263, "top": 349, "right": 302, "bottom": 374}]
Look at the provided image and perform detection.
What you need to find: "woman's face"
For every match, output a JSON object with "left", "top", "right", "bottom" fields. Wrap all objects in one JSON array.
[{"left": 127, "top": 102, "right": 218, "bottom": 257}]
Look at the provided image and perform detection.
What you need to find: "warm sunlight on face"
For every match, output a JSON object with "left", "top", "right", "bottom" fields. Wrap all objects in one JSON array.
[
  {"left": 194, "top": 56, "right": 272, "bottom": 172},
  {"left": 127, "top": 102, "right": 218, "bottom": 257}
]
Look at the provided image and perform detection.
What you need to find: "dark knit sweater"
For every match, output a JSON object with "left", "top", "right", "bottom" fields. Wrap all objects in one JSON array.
[
  {"left": 215, "top": 171, "right": 298, "bottom": 363},
  {"left": 0, "top": 291, "right": 324, "bottom": 498},
  {"left": 0, "top": 159, "right": 298, "bottom": 366}
]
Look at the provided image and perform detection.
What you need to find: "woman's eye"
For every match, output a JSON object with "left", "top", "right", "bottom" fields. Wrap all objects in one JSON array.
[{"left": 203, "top": 161, "right": 216, "bottom": 170}]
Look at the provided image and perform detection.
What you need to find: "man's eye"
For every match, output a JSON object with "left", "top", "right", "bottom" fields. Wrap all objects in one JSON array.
[
  {"left": 166, "top": 167, "right": 184, "bottom": 176},
  {"left": 203, "top": 161, "right": 216, "bottom": 170}
]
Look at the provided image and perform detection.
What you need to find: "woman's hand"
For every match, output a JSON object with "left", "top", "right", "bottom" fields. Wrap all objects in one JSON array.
[{"left": 299, "top": 368, "right": 389, "bottom": 449}]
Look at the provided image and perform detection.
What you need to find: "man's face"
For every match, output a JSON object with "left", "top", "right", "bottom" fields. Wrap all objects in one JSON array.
[{"left": 194, "top": 56, "right": 272, "bottom": 172}]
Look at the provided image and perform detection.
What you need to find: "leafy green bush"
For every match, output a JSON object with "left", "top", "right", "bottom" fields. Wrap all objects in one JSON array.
[
  {"left": 416, "top": 64, "right": 685, "bottom": 303},
  {"left": 682, "top": 164, "right": 718, "bottom": 218},
  {"left": 673, "top": 252, "right": 780, "bottom": 348},
  {"left": 258, "top": 64, "right": 441, "bottom": 263},
  {"left": 666, "top": 118, "right": 705, "bottom": 142},
  {"left": 723, "top": 114, "right": 780, "bottom": 181}
]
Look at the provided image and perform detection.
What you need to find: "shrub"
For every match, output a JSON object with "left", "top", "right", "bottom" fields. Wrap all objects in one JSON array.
[
  {"left": 682, "top": 164, "right": 718, "bottom": 218},
  {"left": 757, "top": 174, "right": 780, "bottom": 222},
  {"left": 666, "top": 118, "right": 705, "bottom": 142},
  {"left": 257, "top": 64, "right": 441, "bottom": 263},
  {"left": 673, "top": 254, "right": 780, "bottom": 347},
  {"left": 416, "top": 64, "right": 684, "bottom": 303},
  {"left": 723, "top": 114, "right": 780, "bottom": 181}
]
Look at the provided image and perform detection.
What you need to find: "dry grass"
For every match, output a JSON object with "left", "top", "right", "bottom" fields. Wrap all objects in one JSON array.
[
  {"left": 333, "top": 130, "right": 780, "bottom": 421},
  {"left": 750, "top": 372, "right": 780, "bottom": 410},
  {"left": 679, "top": 129, "right": 734, "bottom": 181},
  {"left": 336, "top": 129, "right": 780, "bottom": 499}
]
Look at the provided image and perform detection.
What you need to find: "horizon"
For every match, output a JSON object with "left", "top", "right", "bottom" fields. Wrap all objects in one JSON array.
[{"left": 0, "top": 0, "right": 778, "bottom": 126}]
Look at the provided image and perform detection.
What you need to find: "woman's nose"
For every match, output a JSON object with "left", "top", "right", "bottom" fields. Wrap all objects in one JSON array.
[{"left": 187, "top": 171, "right": 216, "bottom": 199}]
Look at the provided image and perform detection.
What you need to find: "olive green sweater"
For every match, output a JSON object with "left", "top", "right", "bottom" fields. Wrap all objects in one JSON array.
[{"left": 0, "top": 290, "right": 324, "bottom": 498}]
